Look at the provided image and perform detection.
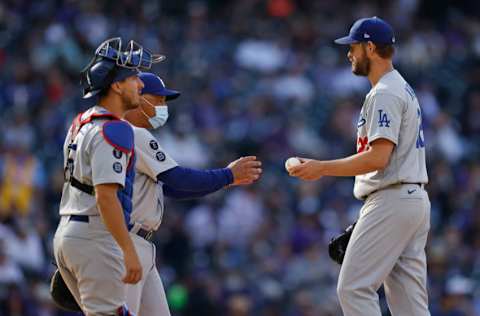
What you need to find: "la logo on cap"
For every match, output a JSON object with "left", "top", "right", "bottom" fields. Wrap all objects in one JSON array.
[{"left": 364, "top": 33, "right": 370, "bottom": 38}]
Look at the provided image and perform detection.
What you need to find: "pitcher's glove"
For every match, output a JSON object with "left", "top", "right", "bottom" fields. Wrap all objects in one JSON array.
[
  {"left": 328, "top": 221, "right": 356, "bottom": 265},
  {"left": 50, "top": 269, "right": 82, "bottom": 312}
]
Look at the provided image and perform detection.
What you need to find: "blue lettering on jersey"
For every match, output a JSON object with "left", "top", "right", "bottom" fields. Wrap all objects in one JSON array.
[
  {"left": 357, "top": 117, "right": 366, "bottom": 128},
  {"left": 405, "top": 83, "right": 416, "bottom": 101},
  {"left": 378, "top": 110, "right": 391, "bottom": 127},
  {"left": 416, "top": 108, "right": 425, "bottom": 148}
]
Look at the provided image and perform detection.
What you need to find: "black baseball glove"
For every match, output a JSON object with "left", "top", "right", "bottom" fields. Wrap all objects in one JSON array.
[
  {"left": 328, "top": 221, "right": 357, "bottom": 265},
  {"left": 50, "top": 269, "right": 82, "bottom": 312}
]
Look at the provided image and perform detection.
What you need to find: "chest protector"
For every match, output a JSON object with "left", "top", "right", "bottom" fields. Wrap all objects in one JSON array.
[{"left": 64, "top": 111, "right": 136, "bottom": 228}]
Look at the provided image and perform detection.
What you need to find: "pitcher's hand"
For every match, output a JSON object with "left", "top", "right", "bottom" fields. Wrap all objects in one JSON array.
[{"left": 288, "top": 158, "right": 324, "bottom": 181}]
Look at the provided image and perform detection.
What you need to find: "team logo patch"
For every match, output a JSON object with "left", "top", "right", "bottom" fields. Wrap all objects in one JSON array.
[
  {"left": 113, "top": 162, "right": 123, "bottom": 173},
  {"left": 113, "top": 149, "right": 123, "bottom": 159},
  {"left": 156, "top": 151, "right": 166, "bottom": 162},
  {"left": 378, "top": 109, "right": 391, "bottom": 127},
  {"left": 149, "top": 140, "right": 159, "bottom": 150}
]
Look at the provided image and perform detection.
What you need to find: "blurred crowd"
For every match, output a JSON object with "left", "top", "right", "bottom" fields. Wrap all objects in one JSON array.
[{"left": 0, "top": 0, "right": 480, "bottom": 315}]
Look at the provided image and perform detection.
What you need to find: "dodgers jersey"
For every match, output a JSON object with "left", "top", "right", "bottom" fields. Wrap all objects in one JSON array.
[
  {"left": 59, "top": 106, "right": 132, "bottom": 215},
  {"left": 130, "top": 127, "right": 178, "bottom": 231},
  {"left": 354, "top": 69, "right": 428, "bottom": 200}
]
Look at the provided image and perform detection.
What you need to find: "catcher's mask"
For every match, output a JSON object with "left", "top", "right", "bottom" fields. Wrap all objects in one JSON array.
[{"left": 81, "top": 37, "right": 165, "bottom": 99}]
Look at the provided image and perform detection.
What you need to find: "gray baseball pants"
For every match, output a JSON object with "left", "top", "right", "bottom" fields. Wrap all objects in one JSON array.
[
  {"left": 337, "top": 183, "right": 431, "bottom": 316},
  {"left": 126, "top": 236, "right": 171, "bottom": 316}
]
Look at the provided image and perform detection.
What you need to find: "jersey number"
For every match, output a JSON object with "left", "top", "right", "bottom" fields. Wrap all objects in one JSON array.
[
  {"left": 416, "top": 108, "right": 425, "bottom": 148},
  {"left": 357, "top": 136, "right": 369, "bottom": 153}
]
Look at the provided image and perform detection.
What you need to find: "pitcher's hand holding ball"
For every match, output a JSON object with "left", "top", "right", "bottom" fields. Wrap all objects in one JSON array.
[{"left": 286, "top": 157, "right": 324, "bottom": 181}]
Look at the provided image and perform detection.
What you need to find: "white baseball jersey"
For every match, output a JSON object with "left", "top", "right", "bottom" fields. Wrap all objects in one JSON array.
[
  {"left": 59, "top": 106, "right": 132, "bottom": 216},
  {"left": 353, "top": 70, "right": 428, "bottom": 199},
  {"left": 130, "top": 127, "right": 178, "bottom": 231}
]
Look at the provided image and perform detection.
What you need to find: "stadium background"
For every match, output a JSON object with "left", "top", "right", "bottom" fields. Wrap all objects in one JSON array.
[{"left": 0, "top": 0, "right": 479, "bottom": 315}]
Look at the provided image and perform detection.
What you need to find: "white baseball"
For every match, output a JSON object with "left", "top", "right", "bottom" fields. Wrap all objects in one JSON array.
[{"left": 285, "top": 157, "right": 301, "bottom": 171}]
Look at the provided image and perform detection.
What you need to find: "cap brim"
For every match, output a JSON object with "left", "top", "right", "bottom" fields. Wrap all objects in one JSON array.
[
  {"left": 164, "top": 89, "right": 181, "bottom": 101},
  {"left": 143, "top": 88, "right": 181, "bottom": 100},
  {"left": 334, "top": 36, "right": 358, "bottom": 45}
]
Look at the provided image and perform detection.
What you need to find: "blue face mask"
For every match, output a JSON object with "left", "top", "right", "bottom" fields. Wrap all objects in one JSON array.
[{"left": 141, "top": 97, "right": 169, "bottom": 129}]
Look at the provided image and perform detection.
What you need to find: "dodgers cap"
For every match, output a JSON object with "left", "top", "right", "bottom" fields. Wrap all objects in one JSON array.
[
  {"left": 334, "top": 16, "right": 395, "bottom": 45},
  {"left": 139, "top": 72, "right": 180, "bottom": 101}
]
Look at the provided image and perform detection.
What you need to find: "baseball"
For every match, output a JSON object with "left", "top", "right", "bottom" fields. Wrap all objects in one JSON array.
[{"left": 285, "top": 157, "right": 301, "bottom": 171}]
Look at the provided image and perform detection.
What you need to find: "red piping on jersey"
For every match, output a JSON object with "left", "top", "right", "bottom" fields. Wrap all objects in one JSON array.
[
  {"left": 126, "top": 150, "right": 135, "bottom": 171},
  {"left": 69, "top": 113, "right": 83, "bottom": 141},
  {"left": 70, "top": 112, "right": 120, "bottom": 140},
  {"left": 69, "top": 111, "right": 135, "bottom": 171}
]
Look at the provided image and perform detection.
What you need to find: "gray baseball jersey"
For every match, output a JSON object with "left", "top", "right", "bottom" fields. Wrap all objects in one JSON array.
[
  {"left": 126, "top": 127, "right": 177, "bottom": 316},
  {"left": 54, "top": 105, "right": 136, "bottom": 315},
  {"left": 130, "top": 127, "right": 177, "bottom": 231},
  {"left": 338, "top": 69, "right": 431, "bottom": 316},
  {"left": 59, "top": 106, "right": 131, "bottom": 216},
  {"left": 353, "top": 69, "right": 428, "bottom": 200}
]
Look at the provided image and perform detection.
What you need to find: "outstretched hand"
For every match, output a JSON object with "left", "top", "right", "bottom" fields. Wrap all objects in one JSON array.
[
  {"left": 227, "top": 156, "right": 262, "bottom": 186},
  {"left": 287, "top": 157, "right": 324, "bottom": 181}
]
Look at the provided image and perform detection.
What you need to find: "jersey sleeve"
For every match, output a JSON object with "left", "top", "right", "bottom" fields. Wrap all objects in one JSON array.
[
  {"left": 90, "top": 133, "right": 130, "bottom": 187},
  {"left": 365, "top": 93, "right": 403, "bottom": 145},
  {"left": 134, "top": 128, "right": 178, "bottom": 180}
]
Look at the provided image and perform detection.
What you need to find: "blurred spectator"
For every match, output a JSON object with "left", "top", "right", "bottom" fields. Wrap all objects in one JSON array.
[
  {"left": 0, "top": 240, "right": 23, "bottom": 285},
  {"left": 226, "top": 294, "right": 252, "bottom": 316},
  {"left": 1, "top": 0, "right": 480, "bottom": 315},
  {"left": 0, "top": 114, "right": 45, "bottom": 220}
]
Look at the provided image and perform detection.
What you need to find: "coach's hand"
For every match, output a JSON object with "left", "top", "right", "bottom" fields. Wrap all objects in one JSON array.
[
  {"left": 288, "top": 158, "right": 324, "bottom": 181},
  {"left": 122, "top": 246, "right": 142, "bottom": 284},
  {"left": 227, "top": 156, "right": 262, "bottom": 185}
]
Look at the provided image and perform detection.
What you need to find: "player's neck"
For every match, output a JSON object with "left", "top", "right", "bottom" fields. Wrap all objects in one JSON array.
[
  {"left": 368, "top": 60, "right": 394, "bottom": 87},
  {"left": 98, "top": 95, "right": 126, "bottom": 118}
]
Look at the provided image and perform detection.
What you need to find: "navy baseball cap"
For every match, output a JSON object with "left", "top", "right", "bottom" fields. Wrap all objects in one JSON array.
[
  {"left": 139, "top": 72, "right": 180, "bottom": 101},
  {"left": 334, "top": 17, "right": 395, "bottom": 45}
]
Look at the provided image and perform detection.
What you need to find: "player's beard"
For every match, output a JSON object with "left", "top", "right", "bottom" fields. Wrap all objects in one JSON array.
[
  {"left": 122, "top": 91, "right": 141, "bottom": 111},
  {"left": 352, "top": 46, "right": 371, "bottom": 76}
]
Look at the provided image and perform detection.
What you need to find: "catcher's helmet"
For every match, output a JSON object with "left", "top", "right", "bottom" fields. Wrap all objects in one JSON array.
[{"left": 81, "top": 37, "right": 165, "bottom": 99}]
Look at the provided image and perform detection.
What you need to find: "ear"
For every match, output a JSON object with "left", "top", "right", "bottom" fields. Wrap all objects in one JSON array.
[
  {"left": 366, "top": 41, "right": 376, "bottom": 57},
  {"left": 111, "top": 81, "right": 123, "bottom": 95}
]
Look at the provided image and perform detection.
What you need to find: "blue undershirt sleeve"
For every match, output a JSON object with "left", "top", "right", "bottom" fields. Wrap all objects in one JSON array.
[
  {"left": 162, "top": 185, "right": 220, "bottom": 200},
  {"left": 157, "top": 166, "right": 234, "bottom": 192}
]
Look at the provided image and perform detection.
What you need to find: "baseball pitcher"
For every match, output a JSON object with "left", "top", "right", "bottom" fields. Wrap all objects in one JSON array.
[{"left": 288, "top": 17, "right": 430, "bottom": 316}]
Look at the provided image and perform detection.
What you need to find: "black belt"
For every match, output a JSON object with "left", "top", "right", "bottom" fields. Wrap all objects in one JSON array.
[
  {"left": 136, "top": 228, "right": 154, "bottom": 241},
  {"left": 70, "top": 214, "right": 89, "bottom": 222},
  {"left": 68, "top": 215, "right": 154, "bottom": 241}
]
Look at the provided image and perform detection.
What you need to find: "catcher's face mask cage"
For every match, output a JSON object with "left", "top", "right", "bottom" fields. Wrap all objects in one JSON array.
[
  {"left": 81, "top": 37, "right": 165, "bottom": 98},
  {"left": 95, "top": 37, "right": 165, "bottom": 69}
]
